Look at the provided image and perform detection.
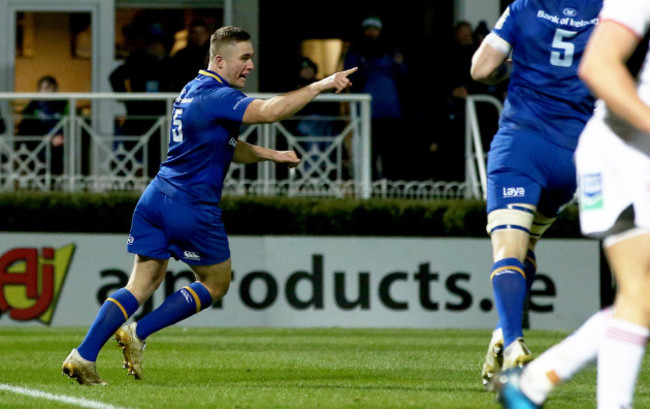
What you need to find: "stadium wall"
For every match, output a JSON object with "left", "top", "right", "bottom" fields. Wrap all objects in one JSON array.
[
  {"left": 0, "top": 233, "right": 598, "bottom": 330},
  {"left": 0, "top": 193, "right": 603, "bottom": 330}
]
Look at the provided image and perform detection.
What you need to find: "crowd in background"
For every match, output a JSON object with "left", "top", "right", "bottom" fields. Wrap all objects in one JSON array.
[{"left": 14, "top": 16, "right": 506, "bottom": 184}]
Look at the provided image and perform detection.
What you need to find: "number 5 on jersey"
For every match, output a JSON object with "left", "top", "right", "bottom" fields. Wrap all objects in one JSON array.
[
  {"left": 172, "top": 108, "right": 183, "bottom": 142},
  {"left": 551, "top": 28, "right": 577, "bottom": 67}
]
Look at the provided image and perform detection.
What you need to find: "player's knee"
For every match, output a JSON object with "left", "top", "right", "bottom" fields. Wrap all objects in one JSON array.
[
  {"left": 204, "top": 280, "right": 230, "bottom": 301},
  {"left": 190, "top": 259, "right": 232, "bottom": 301},
  {"left": 214, "top": 281, "right": 230, "bottom": 299}
]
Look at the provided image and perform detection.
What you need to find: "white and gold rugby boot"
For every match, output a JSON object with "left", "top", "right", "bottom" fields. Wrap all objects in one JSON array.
[
  {"left": 62, "top": 349, "right": 106, "bottom": 385},
  {"left": 114, "top": 322, "right": 146, "bottom": 380},
  {"left": 481, "top": 328, "right": 504, "bottom": 391}
]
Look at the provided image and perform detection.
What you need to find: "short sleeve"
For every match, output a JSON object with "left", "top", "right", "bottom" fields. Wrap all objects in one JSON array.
[
  {"left": 492, "top": 1, "right": 520, "bottom": 46},
  {"left": 600, "top": 0, "right": 650, "bottom": 37},
  {"left": 203, "top": 87, "right": 255, "bottom": 122}
]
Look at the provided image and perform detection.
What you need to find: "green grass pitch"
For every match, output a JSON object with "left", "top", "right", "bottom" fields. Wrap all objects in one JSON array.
[{"left": 1, "top": 327, "right": 649, "bottom": 409}]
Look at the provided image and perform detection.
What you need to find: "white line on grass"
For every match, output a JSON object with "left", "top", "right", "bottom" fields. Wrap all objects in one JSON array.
[{"left": 0, "top": 383, "right": 134, "bottom": 409}]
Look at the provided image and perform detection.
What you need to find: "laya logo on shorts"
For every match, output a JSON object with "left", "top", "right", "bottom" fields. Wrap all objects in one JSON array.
[
  {"left": 580, "top": 173, "right": 603, "bottom": 210},
  {"left": 228, "top": 137, "right": 237, "bottom": 148},
  {"left": 183, "top": 251, "right": 201, "bottom": 261},
  {"left": 502, "top": 187, "right": 525, "bottom": 198}
]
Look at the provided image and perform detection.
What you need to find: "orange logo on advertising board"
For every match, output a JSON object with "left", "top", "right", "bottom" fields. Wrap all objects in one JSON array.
[{"left": 0, "top": 245, "right": 75, "bottom": 324}]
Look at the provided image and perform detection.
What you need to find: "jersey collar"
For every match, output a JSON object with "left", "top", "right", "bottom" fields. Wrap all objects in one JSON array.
[{"left": 198, "top": 70, "right": 230, "bottom": 86}]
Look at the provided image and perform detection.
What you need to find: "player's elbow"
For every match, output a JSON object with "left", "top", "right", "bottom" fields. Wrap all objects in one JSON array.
[
  {"left": 470, "top": 62, "right": 498, "bottom": 84},
  {"left": 470, "top": 52, "right": 494, "bottom": 83},
  {"left": 257, "top": 104, "right": 280, "bottom": 123},
  {"left": 254, "top": 113, "right": 276, "bottom": 124},
  {"left": 470, "top": 64, "right": 488, "bottom": 83},
  {"left": 471, "top": 38, "right": 510, "bottom": 85}
]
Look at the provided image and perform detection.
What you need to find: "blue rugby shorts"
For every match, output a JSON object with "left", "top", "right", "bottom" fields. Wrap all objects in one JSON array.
[
  {"left": 126, "top": 183, "right": 230, "bottom": 265},
  {"left": 486, "top": 131, "right": 577, "bottom": 216}
]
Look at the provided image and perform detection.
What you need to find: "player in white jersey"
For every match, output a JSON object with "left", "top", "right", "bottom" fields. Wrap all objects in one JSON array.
[{"left": 495, "top": 0, "right": 650, "bottom": 408}]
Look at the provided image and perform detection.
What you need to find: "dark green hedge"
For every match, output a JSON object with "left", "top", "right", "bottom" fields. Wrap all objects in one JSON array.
[{"left": 0, "top": 192, "right": 581, "bottom": 237}]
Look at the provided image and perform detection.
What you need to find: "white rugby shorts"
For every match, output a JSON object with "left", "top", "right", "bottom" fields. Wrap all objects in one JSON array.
[{"left": 575, "top": 118, "right": 650, "bottom": 238}]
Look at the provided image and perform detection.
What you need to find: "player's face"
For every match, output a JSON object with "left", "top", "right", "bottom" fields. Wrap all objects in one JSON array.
[{"left": 222, "top": 41, "right": 255, "bottom": 88}]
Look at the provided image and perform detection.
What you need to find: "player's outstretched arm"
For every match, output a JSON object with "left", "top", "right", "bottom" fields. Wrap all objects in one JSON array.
[
  {"left": 579, "top": 20, "right": 650, "bottom": 134},
  {"left": 233, "top": 139, "right": 300, "bottom": 168},
  {"left": 242, "top": 67, "right": 358, "bottom": 124},
  {"left": 471, "top": 33, "right": 511, "bottom": 85}
]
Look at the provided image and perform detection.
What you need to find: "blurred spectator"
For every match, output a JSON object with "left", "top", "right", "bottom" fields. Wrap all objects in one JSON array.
[
  {"left": 110, "top": 24, "right": 171, "bottom": 176},
  {"left": 473, "top": 20, "right": 491, "bottom": 47},
  {"left": 17, "top": 75, "right": 68, "bottom": 175},
  {"left": 449, "top": 21, "right": 476, "bottom": 100},
  {"left": 291, "top": 57, "right": 342, "bottom": 174},
  {"left": 167, "top": 19, "right": 211, "bottom": 92},
  {"left": 344, "top": 15, "right": 409, "bottom": 180},
  {"left": 110, "top": 24, "right": 172, "bottom": 98},
  {"left": 441, "top": 21, "right": 504, "bottom": 182}
]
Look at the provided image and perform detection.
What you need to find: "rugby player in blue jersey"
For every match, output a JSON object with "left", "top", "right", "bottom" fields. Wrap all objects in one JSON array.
[
  {"left": 470, "top": 0, "right": 602, "bottom": 389},
  {"left": 62, "top": 26, "right": 357, "bottom": 385},
  {"left": 494, "top": 0, "right": 650, "bottom": 406}
]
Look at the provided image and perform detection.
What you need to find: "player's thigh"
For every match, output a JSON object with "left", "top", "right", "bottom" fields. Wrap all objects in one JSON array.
[
  {"left": 487, "top": 131, "right": 575, "bottom": 253},
  {"left": 486, "top": 168, "right": 541, "bottom": 261},
  {"left": 486, "top": 166, "right": 541, "bottom": 228}
]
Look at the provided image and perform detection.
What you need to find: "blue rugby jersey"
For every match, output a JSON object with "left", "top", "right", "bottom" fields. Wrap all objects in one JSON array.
[
  {"left": 154, "top": 70, "right": 254, "bottom": 205},
  {"left": 492, "top": 0, "right": 602, "bottom": 149}
]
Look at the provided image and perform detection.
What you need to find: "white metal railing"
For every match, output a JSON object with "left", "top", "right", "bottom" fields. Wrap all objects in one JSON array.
[
  {"left": 0, "top": 92, "right": 497, "bottom": 200},
  {"left": 0, "top": 92, "right": 373, "bottom": 197},
  {"left": 465, "top": 94, "right": 503, "bottom": 199}
]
